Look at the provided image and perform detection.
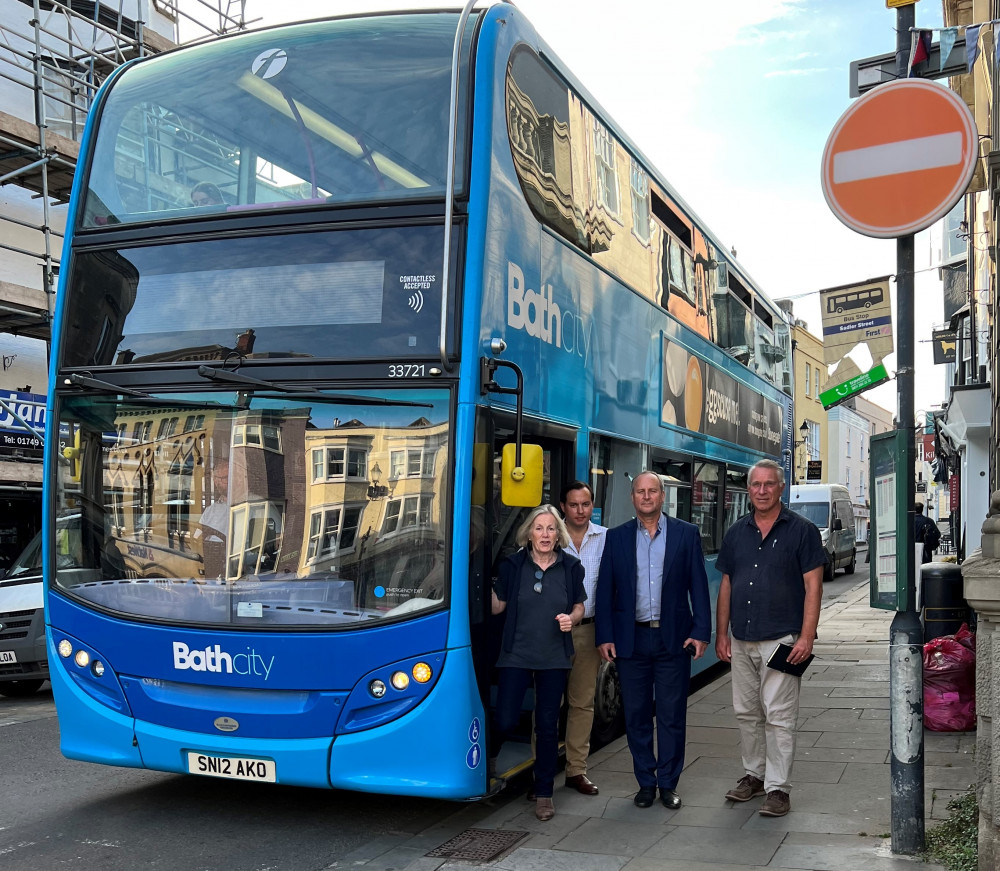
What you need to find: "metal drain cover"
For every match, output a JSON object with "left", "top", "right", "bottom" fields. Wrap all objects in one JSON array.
[{"left": 425, "top": 828, "right": 529, "bottom": 862}]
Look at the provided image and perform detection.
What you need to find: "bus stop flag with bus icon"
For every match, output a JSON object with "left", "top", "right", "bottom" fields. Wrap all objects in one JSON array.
[
  {"left": 818, "top": 78, "right": 978, "bottom": 410},
  {"left": 819, "top": 276, "right": 893, "bottom": 410}
]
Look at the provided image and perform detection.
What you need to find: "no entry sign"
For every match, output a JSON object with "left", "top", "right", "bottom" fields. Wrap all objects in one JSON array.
[{"left": 821, "top": 79, "right": 977, "bottom": 238}]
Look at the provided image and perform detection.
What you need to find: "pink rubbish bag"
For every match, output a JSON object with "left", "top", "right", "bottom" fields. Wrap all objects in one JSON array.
[{"left": 923, "top": 633, "right": 976, "bottom": 732}]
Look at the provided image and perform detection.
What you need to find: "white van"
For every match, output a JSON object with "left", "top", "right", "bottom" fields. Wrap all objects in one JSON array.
[
  {"left": 0, "top": 514, "right": 81, "bottom": 697},
  {"left": 789, "top": 484, "right": 856, "bottom": 582},
  {"left": 0, "top": 527, "right": 47, "bottom": 696}
]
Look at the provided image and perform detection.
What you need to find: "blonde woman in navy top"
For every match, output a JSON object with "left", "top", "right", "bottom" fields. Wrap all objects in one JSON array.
[{"left": 489, "top": 505, "right": 586, "bottom": 821}]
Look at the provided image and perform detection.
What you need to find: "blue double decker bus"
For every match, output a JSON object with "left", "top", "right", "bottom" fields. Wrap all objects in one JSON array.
[{"left": 44, "top": 5, "right": 791, "bottom": 800}]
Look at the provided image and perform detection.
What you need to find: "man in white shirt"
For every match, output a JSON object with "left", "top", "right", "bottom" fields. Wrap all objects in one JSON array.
[{"left": 560, "top": 480, "right": 607, "bottom": 795}]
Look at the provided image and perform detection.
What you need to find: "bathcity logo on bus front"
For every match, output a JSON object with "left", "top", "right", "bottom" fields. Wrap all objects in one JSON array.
[
  {"left": 172, "top": 642, "right": 275, "bottom": 680},
  {"left": 506, "top": 261, "right": 594, "bottom": 365}
]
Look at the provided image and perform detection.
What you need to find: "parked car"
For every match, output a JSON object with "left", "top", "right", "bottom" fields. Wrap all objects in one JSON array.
[{"left": 789, "top": 484, "right": 856, "bottom": 582}]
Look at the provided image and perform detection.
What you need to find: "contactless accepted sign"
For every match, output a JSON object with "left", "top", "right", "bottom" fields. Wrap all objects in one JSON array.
[
  {"left": 819, "top": 363, "right": 890, "bottom": 410},
  {"left": 821, "top": 80, "right": 977, "bottom": 239}
]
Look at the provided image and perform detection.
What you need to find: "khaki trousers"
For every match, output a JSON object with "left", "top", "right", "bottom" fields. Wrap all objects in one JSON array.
[
  {"left": 730, "top": 634, "right": 800, "bottom": 794},
  {"left": 564, "top": 621, "right": 602, "bottom": 777}
]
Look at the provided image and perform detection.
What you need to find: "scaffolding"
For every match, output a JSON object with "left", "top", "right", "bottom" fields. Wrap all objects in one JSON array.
[{"left": 0, "top": 0, "right": 248, "bottom": 341}]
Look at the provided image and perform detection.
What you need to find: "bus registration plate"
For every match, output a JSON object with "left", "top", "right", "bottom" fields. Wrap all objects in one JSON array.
[
  {"left": 187, "top": 752, "right": 276, "bottom": 783},
  {"left": 0, "top": 651, "right": 16, "bottom": 664}
]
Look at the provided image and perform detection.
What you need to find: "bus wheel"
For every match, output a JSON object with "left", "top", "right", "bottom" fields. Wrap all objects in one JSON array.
[
  {"left": 591, "top": 661, "right": 624, "bottom": 747},
  {"left": 0, "top": 679, "right": 44, "bottom": 698}
]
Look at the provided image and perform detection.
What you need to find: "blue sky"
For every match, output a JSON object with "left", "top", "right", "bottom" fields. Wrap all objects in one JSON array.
[{"left": 243, "top": 0, "right": 952, "bottom": 415}]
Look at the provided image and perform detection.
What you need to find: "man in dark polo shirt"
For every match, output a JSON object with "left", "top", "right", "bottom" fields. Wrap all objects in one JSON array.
[{"left": 715, "top": 459, "right": 825, "bottom": 818}]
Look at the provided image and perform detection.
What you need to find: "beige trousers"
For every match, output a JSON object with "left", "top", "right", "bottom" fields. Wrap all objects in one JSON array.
[
  {"left": 730, "top": 634, "right": 801, "bottom": 794},
  {"left": 564, "top": 621, "right": 602, "bottom": 777}
]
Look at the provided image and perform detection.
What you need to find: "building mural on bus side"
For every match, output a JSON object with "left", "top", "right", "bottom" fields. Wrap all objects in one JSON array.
[{"left": 502, "top": 44, "right": 790, "bottom": 397}]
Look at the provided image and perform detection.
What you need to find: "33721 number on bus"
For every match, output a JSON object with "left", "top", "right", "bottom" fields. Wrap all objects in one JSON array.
[{"left": 388, "top": 364, "right": 426, "bottom": 378}]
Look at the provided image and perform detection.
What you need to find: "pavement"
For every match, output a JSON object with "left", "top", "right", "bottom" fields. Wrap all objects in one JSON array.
[{"left": 327, "top": 578, "right": 976, "bottom": 871}]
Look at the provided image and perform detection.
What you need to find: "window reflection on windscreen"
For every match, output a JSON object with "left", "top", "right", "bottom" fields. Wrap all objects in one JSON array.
[{"left": 55, "top": 388, "right": 451, "bottom": 628}]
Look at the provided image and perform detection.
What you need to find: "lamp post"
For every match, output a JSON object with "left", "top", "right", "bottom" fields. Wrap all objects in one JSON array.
[
  {"left": 794, "top": 420, "right": 810, "bottom": 482},
  {"left": 367, "top": 462, "right": 389, "bottom": 501}
]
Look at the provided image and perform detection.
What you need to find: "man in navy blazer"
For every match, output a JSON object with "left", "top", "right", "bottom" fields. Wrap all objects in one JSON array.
[{"left": 596, "top": 471, "right": 711, "bottom": 809}]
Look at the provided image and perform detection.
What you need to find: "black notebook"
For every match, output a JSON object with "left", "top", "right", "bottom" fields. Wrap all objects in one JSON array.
[{"left": 766, "top": 643, "right": 813, "bottom": 677}]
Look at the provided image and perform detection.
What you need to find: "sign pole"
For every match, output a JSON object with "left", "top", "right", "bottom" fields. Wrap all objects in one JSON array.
[{"left": 889, "top": 1, "right": 924, "bottom": 855}]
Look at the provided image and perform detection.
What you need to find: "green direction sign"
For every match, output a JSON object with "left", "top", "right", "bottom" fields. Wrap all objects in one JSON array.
[{"left": 819, "top": 362, "right": 890, "bottom": 409}]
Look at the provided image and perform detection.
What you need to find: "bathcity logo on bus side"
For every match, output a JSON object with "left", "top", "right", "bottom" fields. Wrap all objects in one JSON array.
[
  {"left": 172, "top": 642, "right": 275, "bottom": 680},
  {"left": 506, "top": 261, "right": 594, "bottom": 365}
]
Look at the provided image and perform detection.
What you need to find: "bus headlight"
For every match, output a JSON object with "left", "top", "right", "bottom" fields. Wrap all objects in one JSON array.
[
  {"left": 337, "top": 652, "right": 446, "bottom": 735},
  {"left": 58, "top": 639, "right": 73, "bottom": 658},
  {"left": 74, "top": 650, "right": 90, "bottom": 668},
  {"left": 92, "top": 661, "right": 106, "bottom": 677}
]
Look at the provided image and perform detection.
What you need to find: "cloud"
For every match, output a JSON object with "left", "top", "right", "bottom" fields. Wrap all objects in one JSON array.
[{"left": 764, "top": 67, "right": 830, "bottom": 78}]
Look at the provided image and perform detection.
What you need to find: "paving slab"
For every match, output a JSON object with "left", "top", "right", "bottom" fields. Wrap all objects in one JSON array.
[
  {"left": 666, "top": 804, "right": 757, "bottom": 828},
  {"left": 770, "top": 832, "right": 946, "bottom": 871},
  {"left": 785, "top": 783, "right": 893, "bottom": 826},
  {"left": 828, "top": 685, "right": 892, "bottom": 698},
  {"left": 860, "top": 708, "right": 891, "bottom": 720},
  {"left": 552, "top": 817, "right": 671, "bottom": 856},
  {"left": 800, "top": 713, "right": 886, "bottom": 733},
  {"left": 599, "top": 796, "right": 678, "bottom": 823},
  {"left": 494, "top": 846, "right": 629, "bottom": 871},
  {"left": 593, "top": 750, "right": 643, "bottom": 774},
  {"left": 798, "top": 694, "right": 891, "bottom": 710},
  {"left": 683, "top": 741, "right": 744, "bottom": 760},
  {"left": 684, "top": 725, "right": 742, "bottom": 745},
  {"left": 741, "top": 810, "right": 881, "bottom": 836},
  {"left": 572, "top": 769, "right": 646, "bottom": 798},
  {"left": 670, "top": 775, "right": 754, "bottom": 808},
  {"left": 809, "top": 731, "right": 890, "bottom": 749},
  {"left": 643, "top": 825, "right": 786, "bottom": 866}
]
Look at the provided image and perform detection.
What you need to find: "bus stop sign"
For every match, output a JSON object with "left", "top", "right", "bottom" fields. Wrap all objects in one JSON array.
[{"left": 821, "top": 79, "right": 977, "bottom": 238}]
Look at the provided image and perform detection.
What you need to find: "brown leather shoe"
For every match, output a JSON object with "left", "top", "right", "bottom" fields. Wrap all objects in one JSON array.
[
  {"left": 564, "top": 774, "right": 599, "bottom": 795},
  {"left": 535, "top": 796, "right": 555, "bottom": 821},
  {"left": 759, "top": 790, "right": 790, "bottom": 817}
]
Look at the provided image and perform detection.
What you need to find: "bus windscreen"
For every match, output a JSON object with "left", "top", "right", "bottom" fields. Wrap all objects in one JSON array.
[
  {"left": 53, "top": 387, "right": 451, "bottom": 628},
  {"left": 79, "top": 12, "right": 473, "bottom": 227}
]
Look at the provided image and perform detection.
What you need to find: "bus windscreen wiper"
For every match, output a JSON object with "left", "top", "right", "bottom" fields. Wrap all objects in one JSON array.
[
  {"left": 197, "top": 366, "right": 432, "bottom": 407},
  {"left": 63, "top": 372, "right": 151, "bottom": 398},
  {"left": 62, "top": 373, "right": 224, "bottom": 409}
]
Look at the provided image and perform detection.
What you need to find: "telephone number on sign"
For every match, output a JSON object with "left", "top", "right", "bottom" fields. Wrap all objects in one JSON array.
[
  {"left": 388, "top": 364, "right": 426, "bottom": 378},
  {"left": 187, "top": 752, "right": 276, "bottom": 782}
]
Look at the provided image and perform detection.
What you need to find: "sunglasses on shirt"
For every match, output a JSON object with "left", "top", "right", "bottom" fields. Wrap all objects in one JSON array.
[{"left": 533, "top": 568, "right": 544, "bottom": 594}]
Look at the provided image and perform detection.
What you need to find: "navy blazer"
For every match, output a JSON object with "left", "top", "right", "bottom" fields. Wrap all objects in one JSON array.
[{"left": 595, "top": 515, "right": 711, "bottom": 658}]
